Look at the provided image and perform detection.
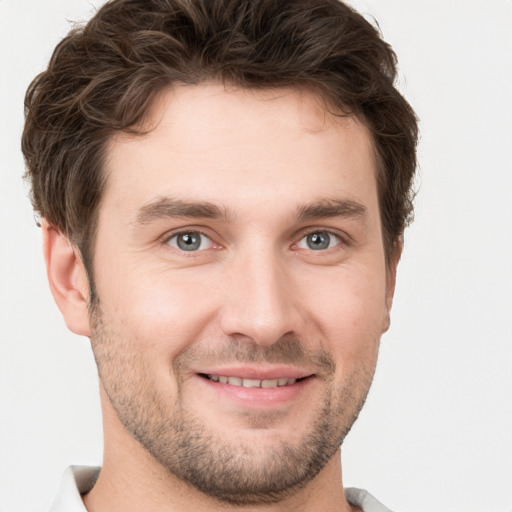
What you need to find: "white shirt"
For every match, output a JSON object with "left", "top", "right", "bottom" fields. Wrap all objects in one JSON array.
[{"left": 49, "top": 466, "right": 393, "bottom": 512}]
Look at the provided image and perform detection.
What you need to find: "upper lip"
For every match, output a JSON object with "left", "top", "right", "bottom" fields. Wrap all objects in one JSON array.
[{"left": 195, "top": 366, "right": 315, "bottom": 380}]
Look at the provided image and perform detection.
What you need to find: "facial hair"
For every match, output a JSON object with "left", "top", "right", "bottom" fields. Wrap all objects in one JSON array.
[{"left": 89, "top": 302, "right": 378, "bottom": 506}]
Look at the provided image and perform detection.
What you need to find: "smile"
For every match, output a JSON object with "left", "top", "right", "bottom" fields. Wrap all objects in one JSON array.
[{"left": 203, "top": 374, "right": 306, "bottom": 388}]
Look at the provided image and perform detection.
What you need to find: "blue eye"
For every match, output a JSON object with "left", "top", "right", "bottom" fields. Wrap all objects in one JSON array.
[
  {"left": 167, "top": 232, "right": 212, "bottom": 251},
  {"left": 297, "top": 231, "right": 341, "bottom": 250}
]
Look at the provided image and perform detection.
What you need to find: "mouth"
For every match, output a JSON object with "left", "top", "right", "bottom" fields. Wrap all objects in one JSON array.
[
  {"left": 199, "top": 374, "right": 310, "bottom": 388},
  {"left": 195, "top": 369, "right": 317, "bottom": 408}
]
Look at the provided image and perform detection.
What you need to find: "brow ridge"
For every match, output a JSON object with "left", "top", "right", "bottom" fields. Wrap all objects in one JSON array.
[
  {"left": 136, "top": 197, "right": 228, "bottom": 224},
  {"left": 296, "top": 198, "right": 367, "bottom": 221},
  {"left": 135, "top": 196, "right": 366, "bottom": 225}
]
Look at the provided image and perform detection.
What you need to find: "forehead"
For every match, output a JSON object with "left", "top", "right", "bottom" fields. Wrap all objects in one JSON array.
[{"left": 103, "top": 83, "right": 377, "bottom": 217}]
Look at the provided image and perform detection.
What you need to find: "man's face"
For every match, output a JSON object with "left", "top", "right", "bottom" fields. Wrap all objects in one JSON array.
[{"left": 89, "top": 83, "right": 394, "bottom": 504}]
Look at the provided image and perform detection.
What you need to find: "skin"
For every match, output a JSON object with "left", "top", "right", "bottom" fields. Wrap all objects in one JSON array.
[{"left": 44, "top": 83, "right": 398, "bottom": 512}]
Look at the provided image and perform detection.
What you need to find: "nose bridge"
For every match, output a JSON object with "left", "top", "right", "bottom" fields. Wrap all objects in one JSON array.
[{"left": 219, "top": 242, "right": 299, "bottom": 345}]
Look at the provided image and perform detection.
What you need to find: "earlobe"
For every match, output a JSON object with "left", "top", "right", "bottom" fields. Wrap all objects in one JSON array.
[{"left": 42, "top": 220, "right": 91, "bottom": 337}]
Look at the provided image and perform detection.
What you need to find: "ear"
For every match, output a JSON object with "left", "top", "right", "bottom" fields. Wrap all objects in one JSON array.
[
  {"left": 42, "top": 219, "right": 91, "bottom": 337},
  {"left": 383, "top": 237, "right": 403, "bottom": 332}
]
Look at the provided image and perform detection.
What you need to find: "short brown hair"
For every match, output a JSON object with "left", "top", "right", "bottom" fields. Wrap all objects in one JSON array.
[{"left": 22, "top": 0, "right": 418, "bottom": 276}]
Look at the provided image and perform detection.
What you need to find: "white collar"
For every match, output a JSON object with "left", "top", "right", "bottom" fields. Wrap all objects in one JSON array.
[
  {"left": 49, "top": 466, "right": 392, "bottom": 512},
  {"left": 49, "top": 466, "right": 99, "bottom": 512}
]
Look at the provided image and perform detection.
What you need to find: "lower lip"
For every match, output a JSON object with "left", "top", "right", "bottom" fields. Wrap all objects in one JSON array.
[{"left": 197, "top": 375, "right": 314, "bottom": 407}]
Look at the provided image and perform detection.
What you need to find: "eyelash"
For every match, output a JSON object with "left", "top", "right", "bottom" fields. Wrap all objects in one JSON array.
[
  {"left": 295, "top": 230, "right": 343, "bottom": 251},
  {"left": 164, "top": 230, "right": 216, "bottom": 252},
  {"left": 163, "top": 228, "right": 348, "bottom": 254}
]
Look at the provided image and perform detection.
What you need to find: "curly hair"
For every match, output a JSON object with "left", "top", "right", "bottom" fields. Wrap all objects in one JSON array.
[{"left": 22, "top": 0, "right": 418, "bottom": 275}]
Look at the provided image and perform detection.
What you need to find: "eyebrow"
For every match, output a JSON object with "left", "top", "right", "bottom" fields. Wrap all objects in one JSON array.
[
  {"left": 296, "top": 198, "right": 367, "bottom": 221},
  {"left": 135, "top": 196, "right": 367, "bottom": 225},
  {"left": 136, "top": 197, "right": 230, "bottom": 224}
]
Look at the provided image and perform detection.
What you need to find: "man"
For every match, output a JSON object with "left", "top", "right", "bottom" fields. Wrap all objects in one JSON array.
[{"left": 22, "top": 0, "right": 418, "bottom": 510}]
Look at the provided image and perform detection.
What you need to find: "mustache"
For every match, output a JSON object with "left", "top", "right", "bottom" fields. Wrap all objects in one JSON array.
[{"left": 174, "top": 336, "right": 336, "bottom": 375}]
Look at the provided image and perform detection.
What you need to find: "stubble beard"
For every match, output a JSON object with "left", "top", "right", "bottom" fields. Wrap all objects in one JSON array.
[{"left": 90, "top": 303, "right": 378, "bottom": 506}]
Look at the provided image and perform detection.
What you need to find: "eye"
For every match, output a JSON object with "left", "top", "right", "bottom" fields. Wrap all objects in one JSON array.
[
  {"left": 167, "top": 231, "right": 212, "bottom": 251},
  {"left": 297, "top": 231, "right": 341, "bottom": 251}
]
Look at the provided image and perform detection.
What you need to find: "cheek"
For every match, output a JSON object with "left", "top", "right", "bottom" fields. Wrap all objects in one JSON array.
[
  {"left": 305, "top": 266, "right": 387, "bottom": 364},
  {"left": 96, "top": 265, "right": 221, "bottom": 357}
]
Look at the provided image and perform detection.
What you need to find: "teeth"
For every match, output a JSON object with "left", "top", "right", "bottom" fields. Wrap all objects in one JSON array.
[
  {"left": 242, "top": 379, "right": 261, "bottom": 388},
  {"left": 207, "top": 375, "right": 299, "bottom": 388}
]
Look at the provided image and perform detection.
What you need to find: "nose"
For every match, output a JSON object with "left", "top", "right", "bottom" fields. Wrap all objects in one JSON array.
[{"left": 218, "top": 247, "right": 303, "bottom": 346}]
